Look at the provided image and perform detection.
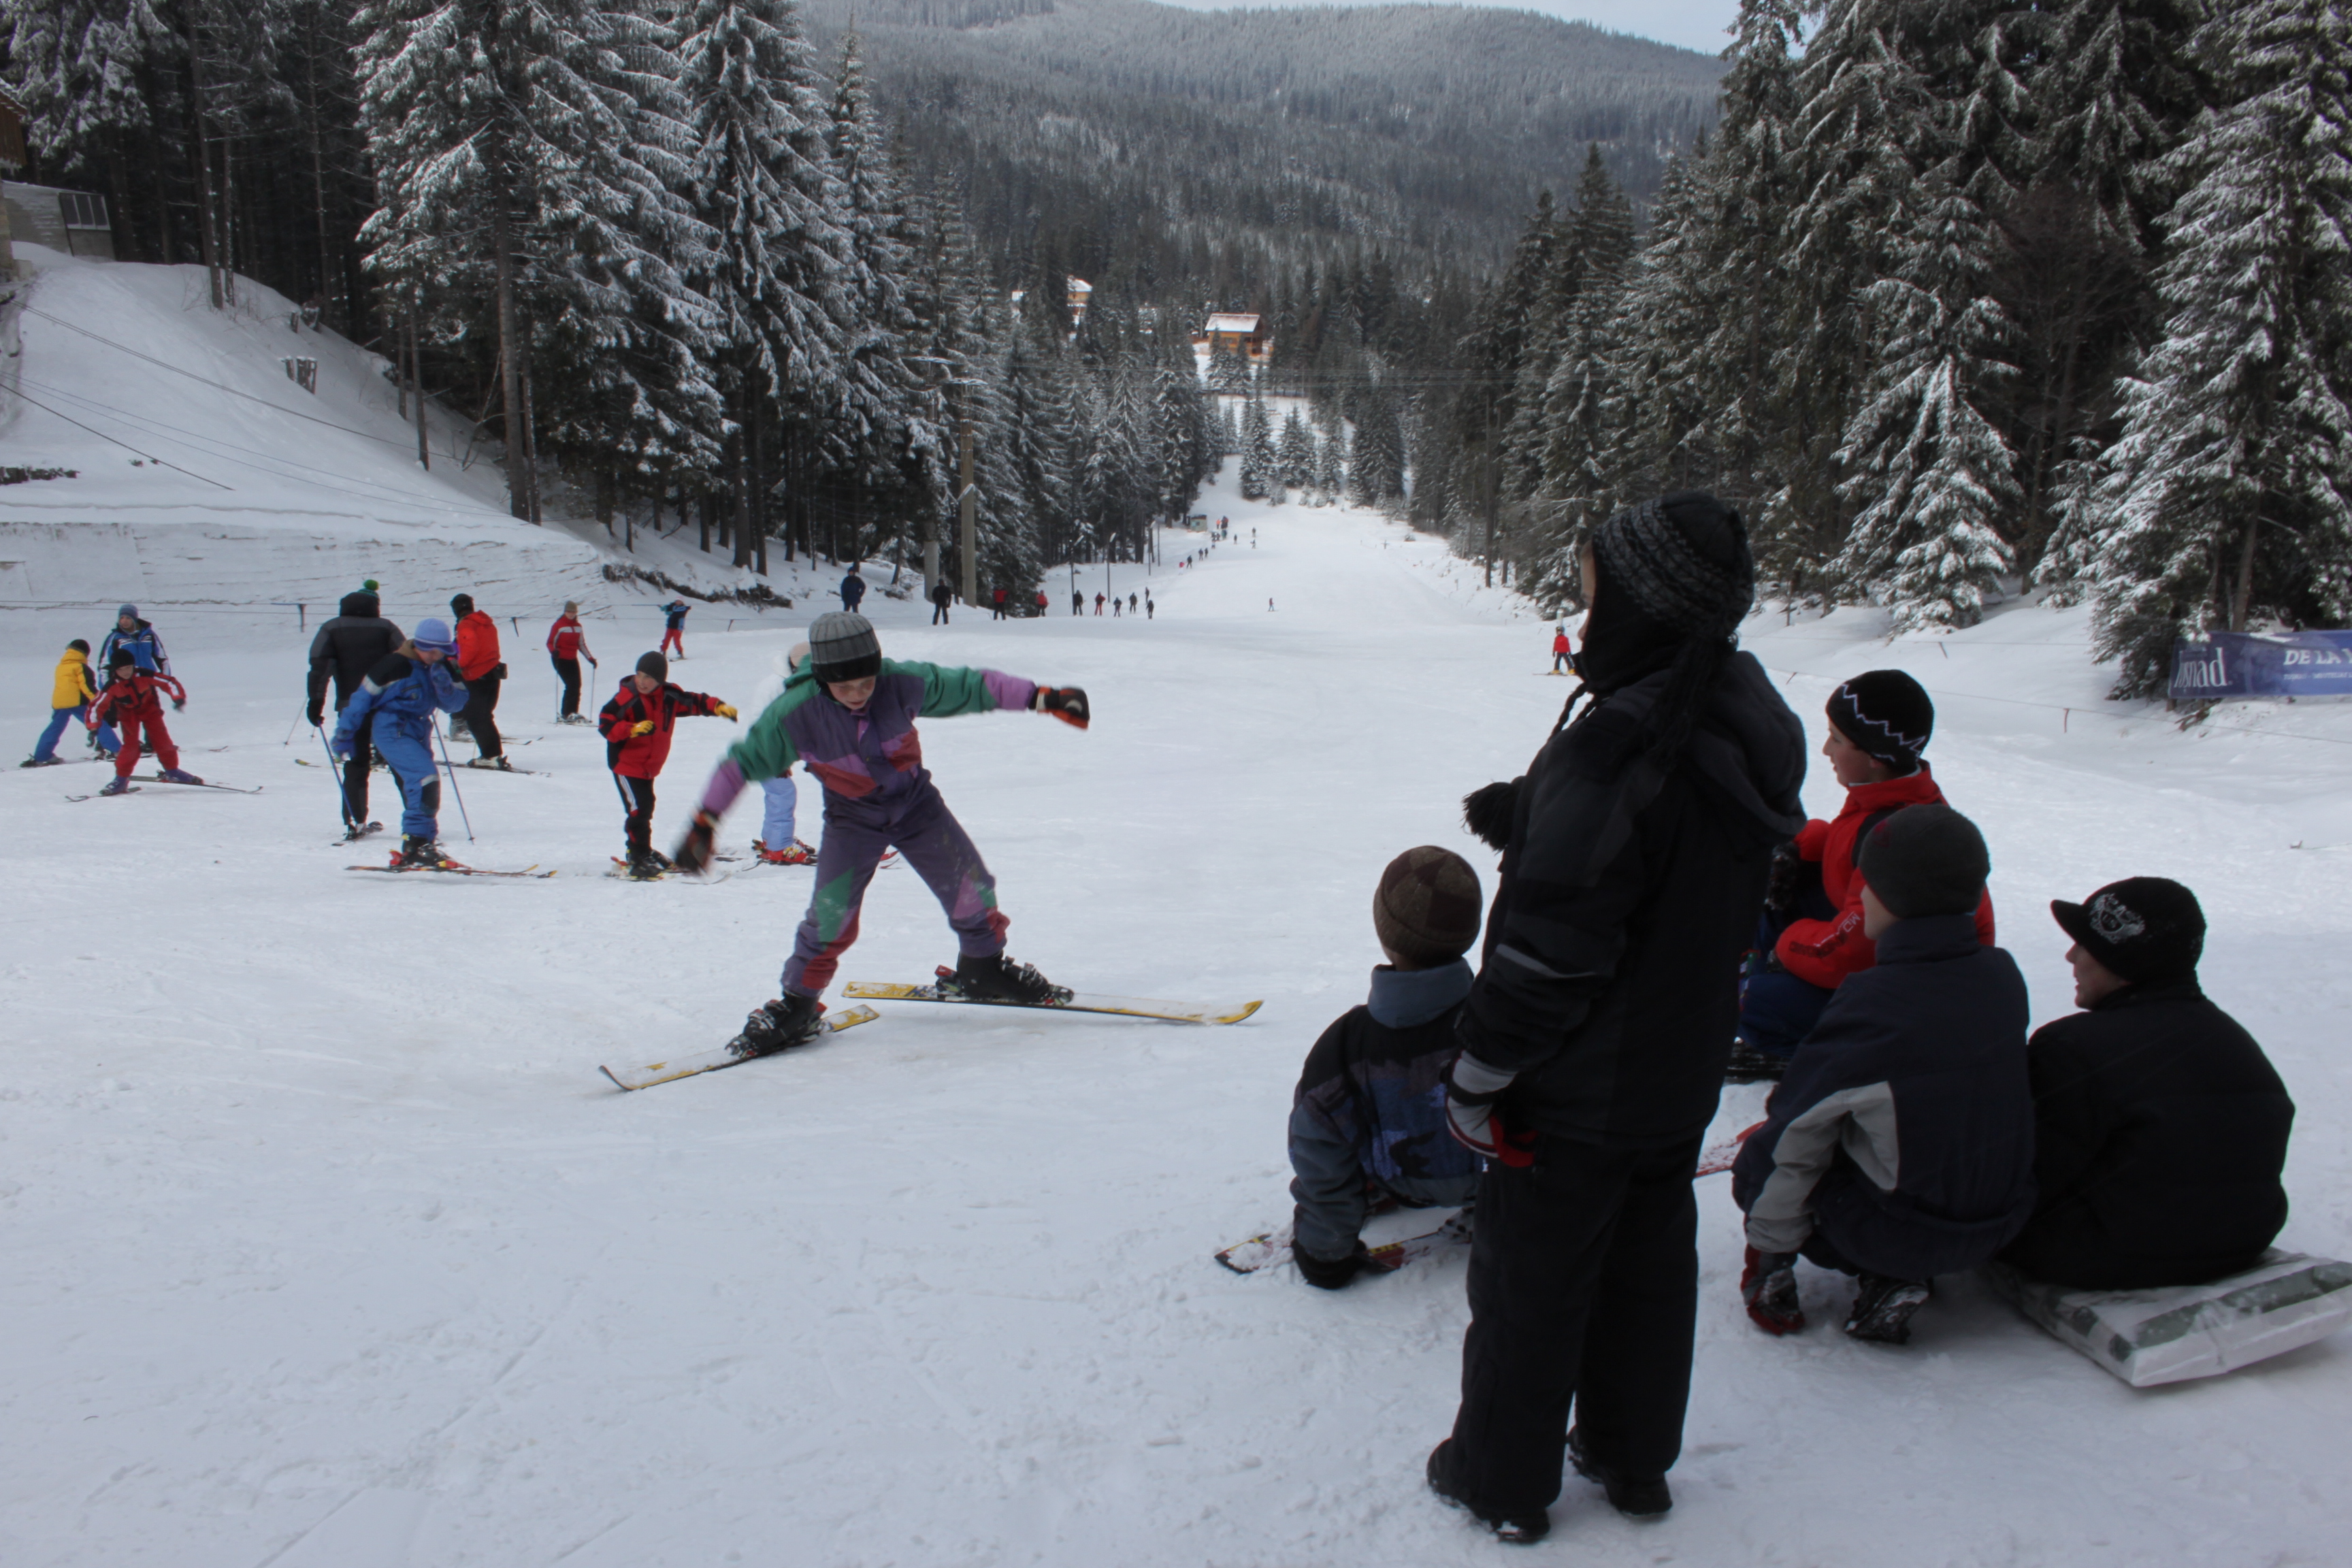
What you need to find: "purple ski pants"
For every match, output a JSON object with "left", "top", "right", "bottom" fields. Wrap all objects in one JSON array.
[{"left": 781, "top": 782, "right": 1009, "bottom": 998}]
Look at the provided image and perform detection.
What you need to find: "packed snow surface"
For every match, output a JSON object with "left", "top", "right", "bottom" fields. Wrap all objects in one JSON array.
[{"left": 3, "top": 483, "right": 2349, "bottom": 1567}]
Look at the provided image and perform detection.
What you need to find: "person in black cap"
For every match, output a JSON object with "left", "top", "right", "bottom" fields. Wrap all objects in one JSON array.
[
  {"left": 1431, "top": 493, "right": 1806, "bottom": 1544},
  {"left": 598, "top": 651, "right": 738, "bottom": 878},
  {"left": 307, "top": 586, "right": 404, "bottom": 838},
  {"left": 1731, "top": 804, "right": 2035, "bottom": 1347},
  {"left": 1728, "top": 668, "right": 1995, "bottom": 1082},
  {"left": 1998, "top": 879, "right": 2293, "bottom": 1289}
]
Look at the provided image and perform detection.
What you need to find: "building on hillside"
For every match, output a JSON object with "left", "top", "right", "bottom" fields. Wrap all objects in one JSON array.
[
  {"left": 1198, "top": 312, "right": 1269, "bottom": 362},
  {"left": 1066, "top": 276, "right": 1092, "bottom": 325},
  {"left": 2, "top": 180, "right": 115, "bottom": 262}
]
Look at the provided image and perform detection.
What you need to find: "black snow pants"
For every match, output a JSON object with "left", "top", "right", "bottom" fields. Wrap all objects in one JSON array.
[
  {"left": 459, "top": 670, "right": 503, "bottom": 758},
  {"left": 1440, "top": 1131, "right": 1703, "bottom": 1519},
  {"left": 340, "top": 712, "right": 377, "bottom": 823},
  {"left": 553, "top": 655, "right": 583, "bottom": 718}
]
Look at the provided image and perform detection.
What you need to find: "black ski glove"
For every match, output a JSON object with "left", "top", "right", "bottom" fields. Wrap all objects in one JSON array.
[
  {"left": 1032, "top": 686, "right": 1090, "bottom": 730},
  {"left": 1294, "top": 1243, "right": 1367, "bottom": 1291},
  {"left": 672, "top": 809, "right": 719, "bottom": 875},
  {"left": 1763, "top": 840, "right": 1806, "bottom": 919},
  {"left": 1462, "top": 779, "right": 1521, "bottom": 851}
]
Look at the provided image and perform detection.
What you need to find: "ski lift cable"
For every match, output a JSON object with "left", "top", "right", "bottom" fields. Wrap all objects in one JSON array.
[{"left": 0, "top": 382, "right": 235, "bottom": 491}]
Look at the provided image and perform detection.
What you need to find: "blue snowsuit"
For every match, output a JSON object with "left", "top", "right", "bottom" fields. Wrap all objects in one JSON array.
[
  {"left": 99, "top": 621, "right": 169, "bottom": 675},
  {"left": 762, "top": 772, "right": 799, "bottom": 847},
  {"left": 333, "top": 653, "right": 468, "bottom": 836}
]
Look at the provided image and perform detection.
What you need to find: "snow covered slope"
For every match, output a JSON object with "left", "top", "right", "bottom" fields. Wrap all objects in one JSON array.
[{"left": 1, "top": 470, "right": 2347, "bottom": 1567}]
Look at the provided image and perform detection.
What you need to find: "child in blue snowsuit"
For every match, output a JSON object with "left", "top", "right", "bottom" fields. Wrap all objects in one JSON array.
[{"left": 332, "top": 618, "right": 469, "bottom": 866}]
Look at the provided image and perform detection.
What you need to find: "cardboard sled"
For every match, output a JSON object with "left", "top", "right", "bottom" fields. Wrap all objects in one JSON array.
[{"left": 1987, "top": 1250, "right": 2352, "bottom": 1388}]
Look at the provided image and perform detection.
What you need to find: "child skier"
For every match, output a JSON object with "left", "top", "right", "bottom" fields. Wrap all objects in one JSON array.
[
  {"left": 599, "top": 652, "right": 737, "bottom": 879},
  {"left": 547, "top": 602, "right": 597, "bottom": 723},
  {"left": 331, "top": 619, "right": 470, "bottom": 866},
  {"left": 1551, "top": 625, "right": 1572, "bottom": 674},
  {"left": 24, "top": 639, "right": 116, "bottom": 766},
  {"left": 88, "top": 648, "right": 195, "bottom": 795},
  {"left": 1728, "top": 670, "right": 1995, "bottom": 1081},
  {"left": 1288, "top": 846, "right": 1486, "bottom": 1289},
  {"left": 669, "top": 610, "right": 1091, "bottom": 1054},
  {"left": 659, "top": 600, "right": 690, "bottom": 659},
  {"left": 1732, "top": 805, "right": 2034, "bottom": 1345}
]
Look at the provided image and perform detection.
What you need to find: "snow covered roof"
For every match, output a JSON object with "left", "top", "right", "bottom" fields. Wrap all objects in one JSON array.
[
  {"left": 1067, "top": 277, "right": 1092, "bottom": 295},
  {"left": 1203, "top": 312, "right": 1262, "bottom": 334}
]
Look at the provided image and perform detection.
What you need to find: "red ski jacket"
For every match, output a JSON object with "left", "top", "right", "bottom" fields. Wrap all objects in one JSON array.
[
  {"left": 1552, "top": 632, "right": 1571, "bottom": 654},
  {"left": 547, "top": 615, "right": 587, "bottom": 659},
  {"left": 455, "top": 611, "right": 502, "bottom": 680},
  {"left": 600, "top": 679, "right": 725, "bottom": 778},
  {"left": 90, "top": 669, "right": 186, "bottom": 729},
  {"left": 1775, "top": 762, "right": 1996, "bottom": 990}
]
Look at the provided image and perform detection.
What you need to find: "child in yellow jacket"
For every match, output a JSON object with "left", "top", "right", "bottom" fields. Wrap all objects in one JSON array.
[{"left": 22, "top": 640, "right": 118, "bottom": 766}]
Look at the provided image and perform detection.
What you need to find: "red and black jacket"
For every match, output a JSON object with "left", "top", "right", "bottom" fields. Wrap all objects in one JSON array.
[
  {"left": 599, "top": 680, "right": 723, "bottom": 779},
  {"left": 91, "top": 669, "right": 186, "bottom": 729}
]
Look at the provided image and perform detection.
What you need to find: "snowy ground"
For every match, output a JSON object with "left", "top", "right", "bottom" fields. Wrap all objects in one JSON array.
[{"left": 3, "top": 470, "right": 2349, "bottom": 1567}]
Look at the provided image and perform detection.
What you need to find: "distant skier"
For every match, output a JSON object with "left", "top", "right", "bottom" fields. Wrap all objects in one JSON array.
[
  {"left": 840, "top": 566, "right": 867, "bottom": 614},
  {"left": 670, "top": 610, "right": 1091, "bottom": 1054},
  {"left": 1128, "top": 592, "right": 1137, "bottom": 615},
  {"left": 1035, "top": 589, "right": 1049, "bottom": 616},
  {"left": 450, "top": 593, "right": 510, "bottom": 768},
  {"left": 548, "top": 602, "right": 597, "bottom": 723},
  {"left": 99, "top": 604, "right": 169, "bottom": 676},
  {"left": 1112, "top": 596, "right": 1122, "bottom": 618},
  {"left": 88, "top": 647, "right": 195, "bottom": 796},
  {"left": 1552, "top": 624, "right": 1572, "bottom": 674},
  {"left": 1145, "top": 593, "right": 1154, "bottom": 620},
  {"left": 993, "top": 586, "right": 1009, "bottom": 619},
  {"left": 1288, "top": 847, "right": 1486, "bottom": 1289},
  {"left": 932, "top": 581, "right": 953, "bottom": 625},
  {"left": 307, "top": 585, "right": 406, "bottom": 836},
  {"left": 1094, "top": 592, "right": 1106, "bottom": 616},
  {"left": 24, "top": 638, "right": 115, "bottom": 766},
  {"left": 660, "top": 600, "right": 691, "bottom": 659},
  {"left": 598, "top": 651, "right": 737, "bottom": 879},
  {"left": 1072, "top": 590, "right": 1083, "bottom": 616},
  {"left": 331, "top": 619, "right": 469, "bottom": 866}
]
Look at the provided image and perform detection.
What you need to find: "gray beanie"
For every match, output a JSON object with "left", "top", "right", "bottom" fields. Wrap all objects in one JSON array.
[
  {"left": 1857, "top": 804, "right": 1989, "bottom": 920},
  {"left": 808, "top": 611, "right": 881, "bottom": 682}
]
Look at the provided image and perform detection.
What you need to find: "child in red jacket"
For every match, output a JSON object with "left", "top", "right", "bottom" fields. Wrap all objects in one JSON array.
[
  {"left": 88, "top": 648, "right": 198, "bottom": 796},
  {"left": 600, "top": 651, "right": 736, "bottom": 877},
  {"left": 1729, "top": 670, "right": 1995, "bottom": 1081}
]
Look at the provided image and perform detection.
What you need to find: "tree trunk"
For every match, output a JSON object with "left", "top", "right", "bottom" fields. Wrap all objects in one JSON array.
[
  {"left": 2230, "top": 515, "right": 2259, "bottom": 633},
  {"left": 730, "top": 421, "right": 753, "bottom": 572},
  {"left": 184, "top": 32, "right": 224, "bottom": 310},
  {"left": 491, "top": 195, "right": 529, "bottom": 520},
  {"left": 517, "top": 332, "right": 541, "bottom": 524},
  {"left": 411, "top": 312, "right": 431, "bottom": 470},
  {"left": 306, "top": 45, "right": 337, "bottom": 329},
  {"left": 597, "top": 470, "right": 615, "bottom": 536},
  {"left": 752, "top": 401, "right": 770, "bottom": 576}
]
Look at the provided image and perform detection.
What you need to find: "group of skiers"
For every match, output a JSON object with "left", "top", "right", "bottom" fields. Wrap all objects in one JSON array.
[
  {"left": 22, "top": 606, "right": 206, "bottom": 794},
  {"left": 1279, "top": 493, "right": 2296, "bottom": 1546}
]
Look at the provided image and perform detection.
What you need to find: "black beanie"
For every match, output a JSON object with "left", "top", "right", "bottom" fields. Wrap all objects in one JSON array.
[
  {"left": 1857, "top": 804, "right": 1988, "bottom": 919},
  {"left": 110, "top": 647, "right": 137, "bottom": 669},
  {"left": 69, "top": 638, "right": 91, "bottom": 654},
  {"left": 1372, "top": 846, "right": 1483, "bottom": 966},
  {"left": 2052, "top": 877, "right": 2204, "bottom": 984},
  {"left": 1578, "top": 491, "right": 1755, "bottom": 695},
  {"left": 1827, "top": 670, "right": 1933, "bottom": 770},
  {"left": 636, "top": 651, "right": 668, "bottom": 681},
  {"left": 451, "top": 593, "right": 475, "bottom": 617}
]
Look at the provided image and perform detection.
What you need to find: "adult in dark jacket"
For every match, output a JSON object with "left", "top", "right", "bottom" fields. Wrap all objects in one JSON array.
[
  {"left": 1999, "top": 878, "right": 2292, "bottom": 1290},
  {"left": 1426, "top": 493, "right": 1806, "bottom": 1546},
  {"left": 306, "top": 588, "right": 405, "bottom": 835},
  {"left": 1733, "top": 805, "right": 2034, "bottom": 1343},
  {"left": 840, "top": 567, "right": 867, "bottom": 613},
  {"left": 930, "top": 582, "right": 952, "bottom": 625}
]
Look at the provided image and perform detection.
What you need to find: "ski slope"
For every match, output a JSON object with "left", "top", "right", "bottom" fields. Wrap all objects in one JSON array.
[{"left": 3, "top": 476, "right": 2349, "bottom": 1567}]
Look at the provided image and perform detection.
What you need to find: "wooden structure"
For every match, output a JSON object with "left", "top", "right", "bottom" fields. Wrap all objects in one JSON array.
[{"left": 1200, "top": 312, "right": 1269, "bottom": 361}]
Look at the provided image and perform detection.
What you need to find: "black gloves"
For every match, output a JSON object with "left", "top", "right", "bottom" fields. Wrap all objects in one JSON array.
[
  {"left": 1294, "top": 1243, "right": 1367, "bottom": 1290},
  {"left": 1462, "top": 778, "right": 1521, "bottom": 851},
  {"left": 1032, "top": 687, "right": 1090, "bottom": 729},
  {"left": 672, "top": 809, "right": 719, "bottom": 875},
  {"left": 1763, "top": 840, "right": 1806, "bottom": 919}
]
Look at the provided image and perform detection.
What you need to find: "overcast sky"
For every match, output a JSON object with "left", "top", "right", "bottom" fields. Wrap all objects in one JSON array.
[{"left": 1150, "top": 0, "right": 1742, "bottom": 56}]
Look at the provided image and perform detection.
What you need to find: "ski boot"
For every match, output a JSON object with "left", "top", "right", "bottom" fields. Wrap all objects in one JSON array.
[
  {"left": 99, "top": 777, "right": 132, "bottom": 796},
  {"left": 1567, "top": 1426, "right": 1671, "bottom": 1518},
  {"left": 397, "top": 834, "right": 455, "bottom": 868},
  {"left": 465, "top": 755, "right": 515, "bottom": 770},
  {"left": 1844, "top": 1274, "right": 1932, "bottom": 1345},
  {"left": 1723, "top": 1038, "right": 1785, "bottom": 1084},
  {"left": 20, "top": 756, "right": 65, "bottom": 768},
  {"left": 158, "top": 767, "right": 204, "bottom": 785},
  {"left": 728, "top": 993, "right": 823, "bottom": 1058},
  {"left": 623, "top": 851, "right": 666, "bottom": 881},
  {"left": 940, "top": 951, "right": 1072, "bottom": 1006},
  {"left": 1426, "top": 1442, "right": 1548, "bottom": 1545},
  {"left": 754, "top": 838, "right": 817, "bottom": 866},
  {"left": 341, "top": 821, "right": 384, "bottom": 842}
]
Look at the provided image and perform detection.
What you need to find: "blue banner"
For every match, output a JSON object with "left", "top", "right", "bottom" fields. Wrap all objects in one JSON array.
[{"left": 2170, "top": 632, "right": 2352, "bottom": 700}]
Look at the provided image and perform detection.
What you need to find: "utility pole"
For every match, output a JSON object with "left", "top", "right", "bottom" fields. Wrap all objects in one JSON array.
[{"left": 958, "top": 394, "right": 978, "bottom": 609}]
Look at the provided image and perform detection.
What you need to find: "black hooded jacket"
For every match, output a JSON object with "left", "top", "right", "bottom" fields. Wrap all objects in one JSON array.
[
  {"left": 1999, "top": 979, "right": 2292, "bottom": 1289},
  {"left": 1460, "top": 650, "right": 1808, "bottom": 1147},
  {"left": 306, "top": 592, "right": 406, "bottom": 721}
]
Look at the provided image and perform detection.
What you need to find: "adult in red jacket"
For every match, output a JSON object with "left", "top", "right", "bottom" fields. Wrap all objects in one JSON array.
[
  {"left": 89, "top": 649, "right": 198, "bottom": 794},
  {"left": 547, "top": 602, "right": 598, "bottom": 723},
  {"left": 600, "top": 651, "right": 737, "bottom": 877},
  {"left": 451, "top": 593, "right": 508, "bottom": 765},
  {"left": 1733, "top": 670, "right": 1994, "bottom": 1077}
]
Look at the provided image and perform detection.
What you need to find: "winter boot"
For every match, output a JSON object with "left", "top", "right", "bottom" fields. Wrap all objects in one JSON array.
[
  {"left": 341, "top": 821, "right": 384, "bottom": 842},
  {"left": 99, "top": 777, "right": 132, "bottom": 796},
  {"left": 158, "top": 767, "right": 204, "bottom": 784},
  {"left": 1567, "top": 1426, "right": 1672, "bottom": 1518},
  {"left": 397, "top": 834, "right": 454, "bottom": 868},
  {"left": 465, "top": 755, "right": 514, "bottom": 770},
  {"left": 729, "top": 993, "right": 824, "bottom": 1058},
  {"left": 624, "top": 851, "right": 666, "bottom": 881},
  {"left": 20, "top": 756, "right": 65, "bottom": 768},
  {"left": 1844, "top": 1274, "right": 1933, "bottom": 1345},
  {"left": 1741, "top": 1245, "right": 1806, "bottom": 1336},
  {"left": 1425, "top": 1442, "right": 1548, "bottom": 1545},
  {"left": 942, "top": 951, "right": 1072, "bottom": 1006},
  {"left": 755, "top": 839, "right": 817, "bottom": 866},
  {"left": 1723, "top": 1038, "right": 1786, "bottom": 1084}
]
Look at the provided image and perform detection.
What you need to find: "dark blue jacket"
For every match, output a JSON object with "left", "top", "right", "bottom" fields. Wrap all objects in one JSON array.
[
  {"left": 100, "top": 620, "right": 169, "bottom": 675},
  {"left": 1288, "top": 961, "right": 1482, "bottom": 1262},
  {"left": 1733, "top": 913, "right": 2036, "bottom": 1280},
  {"left": 840, "top": 573, "right": 867, "bottom": 608}
]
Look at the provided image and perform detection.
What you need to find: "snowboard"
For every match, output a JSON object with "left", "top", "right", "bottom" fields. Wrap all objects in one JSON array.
[
  {"left": 1217, "top": 1210, "right": 1473, "bottom": 1275},
  {"left": 348, "top": 860, "right": 556, "bottom": 879},
  {"left": 845, "top": 976, "right": 1260, "bottom": 1026},
  {"left": 602, "top": 1003, "right": 882, "bottom": 1090}
]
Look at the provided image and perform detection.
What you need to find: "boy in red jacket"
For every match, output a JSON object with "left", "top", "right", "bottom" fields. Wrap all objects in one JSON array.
[
  {"left": 88, "top": 647, "right": 198, "bottom": 796},
  {"left": 1728, "top": 670, "right": 1995, "bottom": 1081},
  {"left": 600, "top": 651, "right": 737, "bottom": 878},
  {"left": 450, "top": 593, "right": 508, "bottom": 766}
]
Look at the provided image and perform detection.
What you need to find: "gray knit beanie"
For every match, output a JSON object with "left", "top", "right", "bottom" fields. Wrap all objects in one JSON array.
[
  {"left": 808, "top": 611, "right": 881, "bottom": 682},
  {"left": 1857, "top": 804, "right": 1989, "bottom": 920},
  {"left": 1590, "top": 492, "right": 1754, "bottom": 640}
]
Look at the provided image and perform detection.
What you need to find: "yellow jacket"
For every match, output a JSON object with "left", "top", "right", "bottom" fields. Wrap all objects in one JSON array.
[{"left": 51, "top": 648, "right": 97, "bottom": 709}]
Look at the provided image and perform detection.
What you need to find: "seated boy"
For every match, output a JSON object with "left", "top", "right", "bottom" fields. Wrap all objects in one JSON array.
[
  {"left": 1730, "top": 670, "right": 1995, "bottom": 1081},
  {"left": 1999, "top": 878, "right": 2293, "bottom": 1290},
  {"left": 1288, "top": 847, "right": 1485, "bottom": 1289},
  {"left": 1732, "top": 806, "right": 2034, "bottom": 1344}
]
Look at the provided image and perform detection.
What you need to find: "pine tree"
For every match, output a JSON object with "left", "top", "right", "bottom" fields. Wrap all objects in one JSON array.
[
  {"left": 2094, "top": 0, "right": 2352, "bottom": 695},
  {"left": 1277, "top": 409, "right": 1315, "bottom": 492},
  {"left": 1240, "top": 393, "right": 1276, "bottom": 500}
]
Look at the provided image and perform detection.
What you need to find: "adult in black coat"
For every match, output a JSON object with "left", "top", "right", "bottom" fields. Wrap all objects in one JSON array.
[
  {"left": 1999, "top": 878, "right": 2293, "bottom": 1290},
  {"left": 306, "top": 588, "right": 404, "bottom": 833},
  {"left": 1426, "top": 494, "right": 1806, "bottom": 1545}
]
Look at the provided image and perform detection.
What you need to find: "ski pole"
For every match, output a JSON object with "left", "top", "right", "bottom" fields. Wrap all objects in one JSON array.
[
  {"left": 435, "top": 722, "right": 476, "bottom": 843},
  {"left": 319, "top": 725, "right": 355, "bottom": 832},
  {"left": 284, "top": 710, "right": 303, "bottom": 746}
]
